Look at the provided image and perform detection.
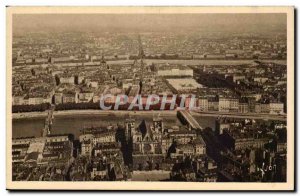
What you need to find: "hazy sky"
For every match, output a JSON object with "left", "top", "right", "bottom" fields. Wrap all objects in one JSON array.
[{"left": 13, "top": 13, "right": 287, "bottom": 33}]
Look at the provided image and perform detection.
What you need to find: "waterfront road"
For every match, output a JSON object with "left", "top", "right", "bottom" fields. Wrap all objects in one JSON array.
[{"left": 191, "top": 111, "right": 286, "bottom": 121}]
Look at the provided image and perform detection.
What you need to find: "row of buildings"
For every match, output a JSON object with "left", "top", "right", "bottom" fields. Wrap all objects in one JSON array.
[
  {"left": 212, "top": 117, "right": 287, "bottom": 182},
  {"left": 12, "top": 61, "right": 285, "bottom": 115},
  {"left": 13, "top": 31, "right": 286, "bottom": 67}
]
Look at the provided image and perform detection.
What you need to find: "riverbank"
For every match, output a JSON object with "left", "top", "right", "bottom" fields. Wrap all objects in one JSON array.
[
  {"left": 12, "top": 109, "right": 286, "bottom": 121},
  {"left": 12, "top": 110, "right": 177, "bottom": 119}
]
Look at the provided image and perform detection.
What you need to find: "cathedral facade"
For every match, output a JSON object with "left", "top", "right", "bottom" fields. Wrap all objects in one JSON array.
[{"left": 125, "top": 117, "right": 164, "bottom": 155}]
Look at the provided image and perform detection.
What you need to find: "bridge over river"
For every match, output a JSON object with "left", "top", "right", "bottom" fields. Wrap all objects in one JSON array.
[
  {"left": 42, "top": 105, "right": 55, "bottom": 137},
  {"left": 177, "top": 110, "right": 203, "bottom": 130}
]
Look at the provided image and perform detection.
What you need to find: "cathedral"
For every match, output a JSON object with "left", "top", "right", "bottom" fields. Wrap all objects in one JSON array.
[{"left": 125, "top": 117, "right": 164, "bottom": 155}]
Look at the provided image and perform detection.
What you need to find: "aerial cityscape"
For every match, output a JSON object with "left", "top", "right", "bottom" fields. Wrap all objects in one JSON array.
[{"left": 11, "top": 13, "right": 287, "bottom": 182}]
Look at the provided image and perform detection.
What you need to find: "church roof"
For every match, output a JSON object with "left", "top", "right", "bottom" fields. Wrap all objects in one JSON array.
[{"left": 138, "top": 120, "right": 154, "bottom": 140}]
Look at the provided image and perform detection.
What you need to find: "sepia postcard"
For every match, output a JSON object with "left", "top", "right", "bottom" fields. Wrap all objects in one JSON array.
[{"left": 6, "top": 6, "right": 294, "bottom": 191}]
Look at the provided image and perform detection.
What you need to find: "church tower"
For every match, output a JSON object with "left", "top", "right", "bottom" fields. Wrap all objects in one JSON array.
[
  {"left": 153, "top": 116, "right": 163, "bottom": 134},
  {"left": 125, "top": 118, "right": 135, "bottom": 141}
]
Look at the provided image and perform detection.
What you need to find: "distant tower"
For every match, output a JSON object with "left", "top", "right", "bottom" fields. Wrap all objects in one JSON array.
[
  {"left": 125, "top": 118, "right": 135, "bottom": 141},
  {"left": 100, "top": 55, "right": 107, "bottom": 69},
  {"left": 138, "top": 35, "right": 145, "bottom": 59},
  {"left": 138, "top": 35, "right": 145, "bottom": 74},
  {"left": 140, "top": 59, "right": 144, "bottom": 77}
]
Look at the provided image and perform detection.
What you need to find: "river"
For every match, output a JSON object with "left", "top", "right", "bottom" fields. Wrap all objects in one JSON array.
[{"left": 12, "top": 112, "right": 217, "bottom": 139}]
